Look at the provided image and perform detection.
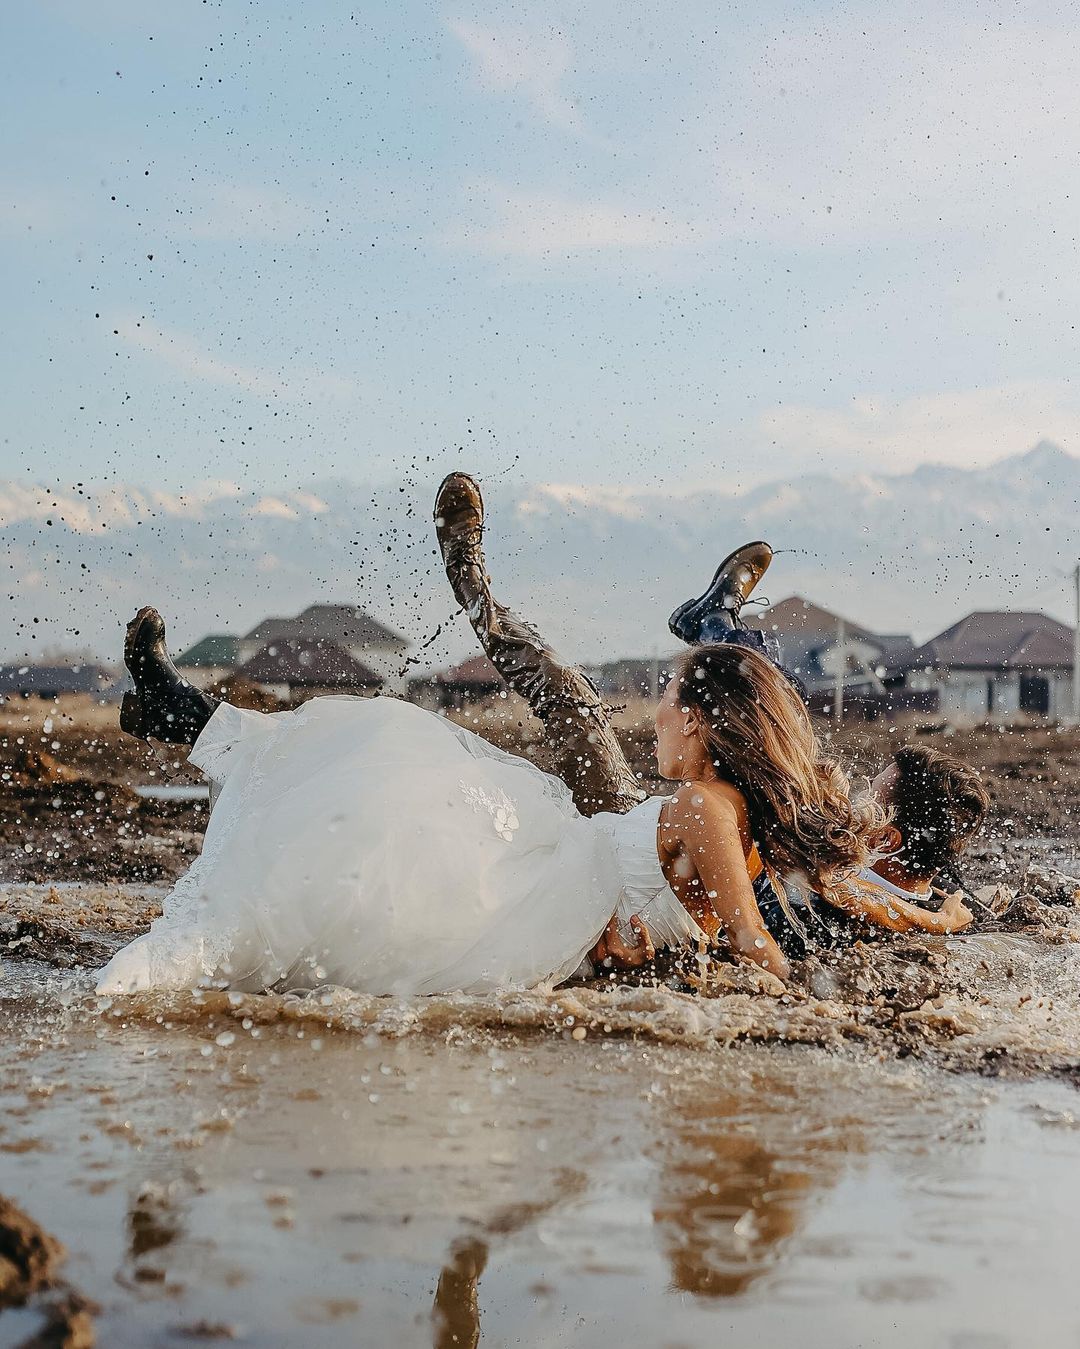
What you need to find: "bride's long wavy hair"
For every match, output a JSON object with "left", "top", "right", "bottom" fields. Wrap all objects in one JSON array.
[{"left": 672, "top": 643, "right": 884, "bottom": 904}]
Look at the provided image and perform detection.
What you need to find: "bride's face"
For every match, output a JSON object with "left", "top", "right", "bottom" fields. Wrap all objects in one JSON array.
[{"left": 654, "top": 677, "right": 712, "bottom": 781}]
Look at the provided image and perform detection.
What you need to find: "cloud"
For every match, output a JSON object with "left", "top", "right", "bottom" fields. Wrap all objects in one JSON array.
[
  {"left": 170, "top": 181, "right": 321, "bottom": 241},
  {"left": 703, "top": 13, "right": 1080, "bottom": 248},
  {"left": 455, "top": 184, "right": 703, "bottom": 257},
  {"left": 759, "top": 380, "right": 1080, "bottom": 474},
  {"left": 0, "top": 480, "right": 243, "bottom": 532},
  {"left": 113, "top": 318, "right": 356, "bottom": 401},
  {"left": 447, "top": 18, "right": 597, "bottom": 140},
  {"left": 450, "top": 9, "right": 1080, "bottom": 266}
]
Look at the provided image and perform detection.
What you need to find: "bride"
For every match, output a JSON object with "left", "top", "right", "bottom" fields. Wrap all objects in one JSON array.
[{"left": 96, "top": 622, "right": 885, "bottom": 996}]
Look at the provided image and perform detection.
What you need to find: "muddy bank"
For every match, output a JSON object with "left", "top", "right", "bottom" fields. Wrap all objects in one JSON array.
[
  {"left": 5, "top": 698, "right": 1080, "bottom": 891},
  {"left": 0, "top": 1192, "right": 96, "bottom": 1347},
  {"left": 0, "top": 704, "right": 206, "bottom": 885}
]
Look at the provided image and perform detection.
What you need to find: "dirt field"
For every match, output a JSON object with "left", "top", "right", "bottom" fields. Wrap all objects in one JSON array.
[{"left": 2, "top": 692, "right": 1078, "bottom": 895}]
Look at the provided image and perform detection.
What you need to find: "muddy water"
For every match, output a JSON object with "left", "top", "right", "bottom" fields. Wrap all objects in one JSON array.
[{"left": 2, "top": 961, "right": 1080, "bottom": 1347}]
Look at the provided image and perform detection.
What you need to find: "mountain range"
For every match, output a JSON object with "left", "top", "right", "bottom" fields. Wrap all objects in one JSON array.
[{"left": 3, "top": 442, "right": 1078, "bottom": 668}]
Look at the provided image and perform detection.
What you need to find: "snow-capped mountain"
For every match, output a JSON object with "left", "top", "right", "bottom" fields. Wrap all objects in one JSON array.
[{"left": 4, "top": 442, "right": 1079, "bottom": 667}]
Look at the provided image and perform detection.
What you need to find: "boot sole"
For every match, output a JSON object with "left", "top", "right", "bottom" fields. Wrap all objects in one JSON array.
[{"left": 434, "top": 474, "right": 485, "bottom": 542}]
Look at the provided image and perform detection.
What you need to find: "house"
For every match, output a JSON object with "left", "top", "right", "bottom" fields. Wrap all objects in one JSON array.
[
  {"left": 409, "top": 654, "right": 504, "bottom": 710},
  {"left": 0, "top": 662, "right": 114, "bottom": 702},
  {"left": 176, "top": 635, "right": 243, "bottom": 692},
  {"left": 238, "top": 604, "right": 408, "bottom": 692},
  {"left": 585, "top": 656, "right": 677, "bottom": 700},
  {"left": 745, "top": 596, "right": 917, "bottom": 698},
  {"left": 904, "top": 611, "right": 1076, "bottom": 721},
  {"left": 237, "top": 639, "right": 383, "bottom": 702}
]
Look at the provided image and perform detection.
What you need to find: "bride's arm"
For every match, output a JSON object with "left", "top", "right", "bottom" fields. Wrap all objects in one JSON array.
[{"left": 664, "top": 789, "right": 791, "bottom": 981}]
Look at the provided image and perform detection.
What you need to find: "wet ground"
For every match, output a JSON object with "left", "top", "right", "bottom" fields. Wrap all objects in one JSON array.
[
  {"left": 5, "top": 962, "right": 1080, "bottom": 1348},
  {"left": 3, "top": 699, "right": 1080, "bottom": 1343}
]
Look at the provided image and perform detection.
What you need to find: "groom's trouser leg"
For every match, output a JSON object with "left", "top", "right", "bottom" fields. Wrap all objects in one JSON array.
[{"left": 443, "top": 563, "right": 645, "bottom": 817}]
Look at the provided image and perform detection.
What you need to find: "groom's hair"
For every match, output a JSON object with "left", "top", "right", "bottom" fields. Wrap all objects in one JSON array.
[{"left": 891, "top": 745, "right": 990, "bottom": 880}]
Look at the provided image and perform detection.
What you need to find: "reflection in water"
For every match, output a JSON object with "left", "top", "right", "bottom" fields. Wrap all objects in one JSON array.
[
  {"left": 128, "top": 1183, "right": 183, "bottom": 1260},
  {"left": 120, "top": 1180, "right": 186, "bottom": 1291},
  {"left": 432, "top": 1236, "right": 489, "bottom": 1349},
  {"left": 651, "top": 1079, "right": 856, "bottom": 1298},
  {"left": 430, "top": 1170, "right": 583, "bottom": 1345}
]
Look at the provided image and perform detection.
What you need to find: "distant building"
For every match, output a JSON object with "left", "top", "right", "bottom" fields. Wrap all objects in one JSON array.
[
  {"left": 177, "top": 604, "right": 410, "bottom": 697},
  {"left": 238, "top": 604, "right": 408, "bottom": 692},
  {"left": 0, "top": 662, "right": 113, "bottom": 701},
  {"left": 585, "top": 656, "right": 677, "bottom": 700},
  {"left": 237, "top": 638, "right": 383, "bottom": 702},
  {"left": 176, "top": 634, "right": 243, "bottom": 692},
  {"left": 744, "top": 590, "right": 916, "bottom": 701},
  {"left": 745, "top": 596, "right": 919, "bottom": 714},
  {"left": 409, "top": 654, "right": 504, "bottom": 710},
  {"left": 904, "top": 611, "right": 1076, "bottom": 721}
]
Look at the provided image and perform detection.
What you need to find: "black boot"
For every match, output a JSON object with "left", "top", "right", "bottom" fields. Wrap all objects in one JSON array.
[
  {"left": 120, "top": 607, "right": 220, "bottom": 745},
  {"left": 668, "top": 540, "right": 773, "bottom": 644}
]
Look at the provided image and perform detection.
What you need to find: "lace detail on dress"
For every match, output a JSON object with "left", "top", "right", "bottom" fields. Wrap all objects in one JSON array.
[
  {"left": 450, "top": 717, "right": 574, "bottom": 810},
  {"left": 459, "top": 780, "right": 520, "bottom": 842}
]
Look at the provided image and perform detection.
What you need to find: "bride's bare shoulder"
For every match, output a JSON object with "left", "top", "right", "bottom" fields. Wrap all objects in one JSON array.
[{"left": 662, "top": 779, "right": 747, "bottom": 829}]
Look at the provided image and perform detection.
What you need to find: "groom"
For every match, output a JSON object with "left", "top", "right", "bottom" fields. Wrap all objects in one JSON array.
[
  {"left": 434, "top": 473, "right": 988, "bottom": 924},
  {"left": 434, "top": 472, "right": 777, "bottom": 818}
]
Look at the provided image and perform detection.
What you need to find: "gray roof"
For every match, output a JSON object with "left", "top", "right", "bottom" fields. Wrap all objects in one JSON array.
[
  {"left": 913, "top": 611, "right": 1075, "bottom": 671},
  {"left": 238, "top": 639, "right": 383, "bottom": 689},
  {"left": 745, "top": 595, "right": 878, "bottom": 644},
  {"left": 0, "top": 663, "right": 112, "bottom": 696},
  {"left": 435, "top": 654, "right": 503, "bottom": 687},
  {"left": 244, "top": 604, "right": 407, "bottom": 652}
]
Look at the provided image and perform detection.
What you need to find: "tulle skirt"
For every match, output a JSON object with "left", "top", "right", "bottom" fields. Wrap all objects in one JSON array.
[{"left": 95, "top": 697, "right": 624, "bottom": 996}]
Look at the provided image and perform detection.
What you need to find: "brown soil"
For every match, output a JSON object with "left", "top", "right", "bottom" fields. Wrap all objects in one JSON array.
[
  {"left": 0, "top": 1193, "right": 96, "bottom": 1347},
  {"left": 0, "top": 699, "right": 206, "bottom": 885},
  {"left": 3, "top": 693, "right": 1079, "bottom": 897}
]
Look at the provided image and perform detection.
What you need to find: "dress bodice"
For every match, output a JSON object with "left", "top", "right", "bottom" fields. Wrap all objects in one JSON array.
[{"left": 603, "top": 796, "right": 707, "bottom": 949}]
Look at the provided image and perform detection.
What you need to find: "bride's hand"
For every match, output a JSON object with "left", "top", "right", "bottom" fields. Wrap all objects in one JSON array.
[{"left": 595, "top": 916, "right": 655, "bottom": 971}]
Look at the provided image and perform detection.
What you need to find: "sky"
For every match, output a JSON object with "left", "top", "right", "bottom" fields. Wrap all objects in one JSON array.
[{"left": 4, "top": 0, "right": 1080, "bottom": 498}]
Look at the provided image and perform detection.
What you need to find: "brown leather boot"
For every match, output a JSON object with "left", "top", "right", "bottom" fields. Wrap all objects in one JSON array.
[{"left": 435, "top": 473, "right": 644, "bottom": 817}]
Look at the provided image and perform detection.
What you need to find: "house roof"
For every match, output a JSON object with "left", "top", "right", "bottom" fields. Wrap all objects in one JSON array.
[
  {"left": 176, "top": 635, "right": 241, "bottom": 669},
  {"left": 743, "top": 595, "right": 914, "bottom": 686},
  {"left": 745, "top": 596, "right": 877, "bottom": 643},
  {"left": 0, "top": 663, "right": 112, "bottom": 695},
  {"left": 238, "top": 639, "right": 383, "bottom": 689},
  {"left": 243, "top": 604, "right": 407, "bottom": 652},
  {"left": 435, "top": 654, "right": 503, "bottom": 687},
  {"left": 913, "top": 611, "right": 1076, "bottom": 671}
]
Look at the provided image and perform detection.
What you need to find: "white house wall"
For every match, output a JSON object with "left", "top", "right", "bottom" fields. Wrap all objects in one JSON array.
[{"left": 930, "top": 668, "right": 1075, "bottom": 721}]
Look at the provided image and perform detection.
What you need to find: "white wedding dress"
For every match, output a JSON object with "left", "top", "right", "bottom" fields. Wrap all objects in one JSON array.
[{"left": 95, "top": 697, "right": 704, "bottom": 997}]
